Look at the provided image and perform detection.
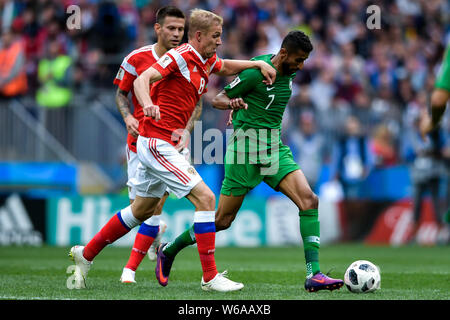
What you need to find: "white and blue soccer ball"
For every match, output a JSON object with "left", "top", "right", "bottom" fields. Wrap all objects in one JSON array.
[{"left": 344, "top": 260, "right": 381, "bottom": 293}]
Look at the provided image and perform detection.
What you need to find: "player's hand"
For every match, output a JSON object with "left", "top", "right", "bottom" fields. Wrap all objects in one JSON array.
[
  {"left": 229, "top": 97, "right": 247, "bottom": 110},
  {"left": 175, "top": 130, "right": 190, "bottom": 152},
  {"left": 124, "top": 114, "right": 139, "bottom": 137},
  {"left": 227, "top": 110, "right": 234, "bottom": 126},
  {"left": 143, "top": 104, "right": 161, "bottom": 121},
  {"left": 257, "top": 61, "right": 276, "bottom": 85}
]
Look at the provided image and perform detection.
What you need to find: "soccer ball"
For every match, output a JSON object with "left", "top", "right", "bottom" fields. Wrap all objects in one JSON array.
[{"left": 344, "top": 260, "right": 381, "bottom": 293}]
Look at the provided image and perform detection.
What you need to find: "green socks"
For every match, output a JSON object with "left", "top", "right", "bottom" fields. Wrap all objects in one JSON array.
[
  {"left": 162, "top": 224, "right": 197, "bottom": 258},
  {"left": 299, "top": 209, "right": 321, "bottom": 278}
]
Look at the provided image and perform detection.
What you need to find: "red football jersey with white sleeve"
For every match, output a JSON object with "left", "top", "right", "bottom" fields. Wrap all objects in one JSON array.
[
  {"left": 141, "top": 43, "right": 223, "bottom": 145},
  {"left": 113, "top": 44, "right": 160, "bottom": 153}
]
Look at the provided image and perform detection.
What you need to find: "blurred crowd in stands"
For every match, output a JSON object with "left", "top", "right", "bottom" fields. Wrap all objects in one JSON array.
[{"left": 1, "top": 0, "right": 450, "bottom": 199}]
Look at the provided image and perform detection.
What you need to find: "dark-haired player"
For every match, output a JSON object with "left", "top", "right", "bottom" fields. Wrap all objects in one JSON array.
[
  {"left": 156, "top": 30, "right": 344, "bottom": 292},
  {"left": 112, "top": 6, "right": 203, "bottom": 284}
]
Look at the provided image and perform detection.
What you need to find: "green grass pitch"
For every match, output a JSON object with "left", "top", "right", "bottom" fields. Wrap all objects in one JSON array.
[{"left": 0, "top": 244, "right": 449, "bottom": 300}]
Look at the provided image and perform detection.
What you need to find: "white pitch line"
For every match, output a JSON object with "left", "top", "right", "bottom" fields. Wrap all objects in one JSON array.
[{"left": 0, "top": 295, "right": 74, "bottom": 300}]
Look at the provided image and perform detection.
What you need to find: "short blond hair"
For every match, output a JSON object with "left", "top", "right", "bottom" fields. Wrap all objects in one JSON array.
[{"left": 188, "top": 9, "right": 223, "bottom": 39}]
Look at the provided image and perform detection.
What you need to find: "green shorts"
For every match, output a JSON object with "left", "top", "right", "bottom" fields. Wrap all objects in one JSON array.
[
  {"left": 220, "top": 142, "right": 300, "bottom": 196},
  {"left": 435, "top": 46, "right": 450, "bottom": 91}
]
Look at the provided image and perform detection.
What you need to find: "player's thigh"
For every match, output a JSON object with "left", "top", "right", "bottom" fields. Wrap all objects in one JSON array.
[
  {"left": 153, "top": 192, "right": 169, "bottom": 215},
  {"left": 186, "top": 180, "right": 216, "bottom": 211},
  {"left": 277, "top": 169, "right": 318, "bottom": 211},
  {"left": 215, "top": 193, "right": 246, "bottom": 231},
  {"left": 141, "top": 136, "right": 203, "bottom": 200}
]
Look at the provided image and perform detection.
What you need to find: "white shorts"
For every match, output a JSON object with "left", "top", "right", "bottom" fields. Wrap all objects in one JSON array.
[
  {"left": 126, "top": 145, "right": 140, "bottom": 200},
  {"left": 128, "top": 136, "right": 202, "bottom": 199}
]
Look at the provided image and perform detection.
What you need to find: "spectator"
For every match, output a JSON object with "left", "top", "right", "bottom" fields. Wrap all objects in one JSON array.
[
  {"left": 370, "top": 84, "right": 402, "bottom": 138},
  {"left": 329, "top": 115, "right": 374, "bottom": 198},
  {"left": 287, "top": 85, "right": 315, "bottom": 127},
  {"left": 288, "top": 111, "right": 326, "bottom": 192},
  {"left": 370, "top": 123, "right": 398, "bottom": 168},
  {"left": 35, "top": 39, "right": 72, "bottom": 108},
  {"left": 352, "top": 91, "right": 377, "bottom": 135},
  {"left": 317, "top": 96, "right": 351, "bottom": 155},
  {"left": 0, "top": 28, "right": 28, "bottom": 99},
  {"left": 401, "top": 109, "right": 447, "bottom": 242},
  {"left": 309, "top": 69, "right": 335, "bottom": 111},
  {"left": 335, "top": 68, "right": 362, "bottom": 104}
]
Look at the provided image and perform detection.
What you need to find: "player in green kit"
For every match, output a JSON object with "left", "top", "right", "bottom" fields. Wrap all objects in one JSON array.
[
  {"left": 421, "top": 42, "right": 450, "bottom": 231},
  {"left": 155, "top": 30, "right": 344, "bottom": 292}
]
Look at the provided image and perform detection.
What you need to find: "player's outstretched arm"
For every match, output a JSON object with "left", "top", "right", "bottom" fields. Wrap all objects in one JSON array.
[
  {"left": 133, "top": 67, "right": 163, "bottom": 121},
  {"left": 216, "top": 60, "right": 276, "bottom": 85},
  {"left": 115, "top": 88, "right": 139, "bottom": 137},
  {"left": 212, "top": 90, "right": 248, "bottom": 110}
]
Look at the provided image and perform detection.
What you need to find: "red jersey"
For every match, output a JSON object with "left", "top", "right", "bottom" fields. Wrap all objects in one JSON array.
[
  {"left": 113, "top": 44, "right": 160, "bottom": 152},
  {"left": 141, "top": 43, "right": 223, "bottom": 145}
]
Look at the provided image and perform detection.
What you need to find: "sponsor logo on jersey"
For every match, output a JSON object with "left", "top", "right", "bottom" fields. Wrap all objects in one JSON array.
[
  {"left": 266, "top": 86, "right": 275, "bottom": 91},
  {"left": 158, "top": 55, "right": 173, "bottom": 68},
  {"left": 229, "top": 76, "right": 241, "bottom": 88},
  {"left": 193, "top": 66, "right": 198, "bottom": 72}
]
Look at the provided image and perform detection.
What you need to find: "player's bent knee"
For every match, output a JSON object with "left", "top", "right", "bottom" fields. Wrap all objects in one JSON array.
[
  {"left": 302, "top": 192, "right": 319, "bottom": 211},
  {"left": 198, "top": 191, "right": 216, "bottom": 211},
  {"left": 215, "top": 215, "right": 233, "bottom": 231}
]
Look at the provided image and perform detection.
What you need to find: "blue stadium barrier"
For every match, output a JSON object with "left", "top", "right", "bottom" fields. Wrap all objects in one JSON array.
[
  {"left": 0, "top": 162, "right": 78, "bottom": 197},
  {"left": 196, "top": 164, "right": 415, "bottom": 200},
  {"left": 361, "top": 166, "right": 412, "bottom": 200}
]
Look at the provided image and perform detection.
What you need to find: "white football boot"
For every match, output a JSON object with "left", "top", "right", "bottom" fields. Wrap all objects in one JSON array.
[
  {"left": 201, "top": 271, "right": 244, "bottom": 292},
  {"left": 68, "top": 245, "right": 92, "bottom": 289},
  {"left": 147, "top": 220, "right": 167, "bottom": 261},
  {"left": 120, "top": 267, "right": 136, "bottom": 283}
]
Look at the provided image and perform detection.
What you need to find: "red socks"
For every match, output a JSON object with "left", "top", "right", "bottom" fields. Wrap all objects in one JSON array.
[
  {"left": 194, "top": 211, "right": 218, "bottom": 282},
  {"left": 83, "top": 206, "right": 140, "bottom": 261},
  {"left": 125, "top": 219, "right": 159, "bottom": 271}
]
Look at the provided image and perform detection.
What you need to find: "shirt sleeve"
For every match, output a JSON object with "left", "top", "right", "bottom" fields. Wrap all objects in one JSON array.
[
  {"left": 210, "top": 54, "right": 223, "bottom": 74},
  {"left": 224, "top": 68, "right": 263, "bottom": 98},
  {"left": 113, "top": 56, "right": 138, "bottom": 92},
  {"left": 151, "top": 51, "right": 179, "bottom": 78}
]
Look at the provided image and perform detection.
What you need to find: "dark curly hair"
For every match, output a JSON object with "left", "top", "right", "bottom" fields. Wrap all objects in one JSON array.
[{"left": 281, "top": 30, "right": 313, "bottom": 54}]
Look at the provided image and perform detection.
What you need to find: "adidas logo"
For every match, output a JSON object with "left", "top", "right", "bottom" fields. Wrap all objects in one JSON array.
[
  {"left": 0, "top": 194, "right": 42, "bottom": 245},
  {"left": 193, "top": 66, "right": 198, "bottom": 72}
]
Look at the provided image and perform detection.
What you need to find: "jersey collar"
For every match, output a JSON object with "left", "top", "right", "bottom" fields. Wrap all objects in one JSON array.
[
  {"left": 188, "top": 44, "right": 208, "bottom": 64},
  {"left": 152, "top": 44, "right": 160, "bottom": 61}
]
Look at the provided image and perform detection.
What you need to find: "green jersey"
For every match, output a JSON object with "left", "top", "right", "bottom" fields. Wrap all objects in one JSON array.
[
  {"left": 221, "top": 54, "right": 300, "bottom": 192},
  {"left": 224, "top": 54, "right": 295, "bottom": 131},
  {"left": 435, "top": 43, "right": 450, "bottom": 91}
]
